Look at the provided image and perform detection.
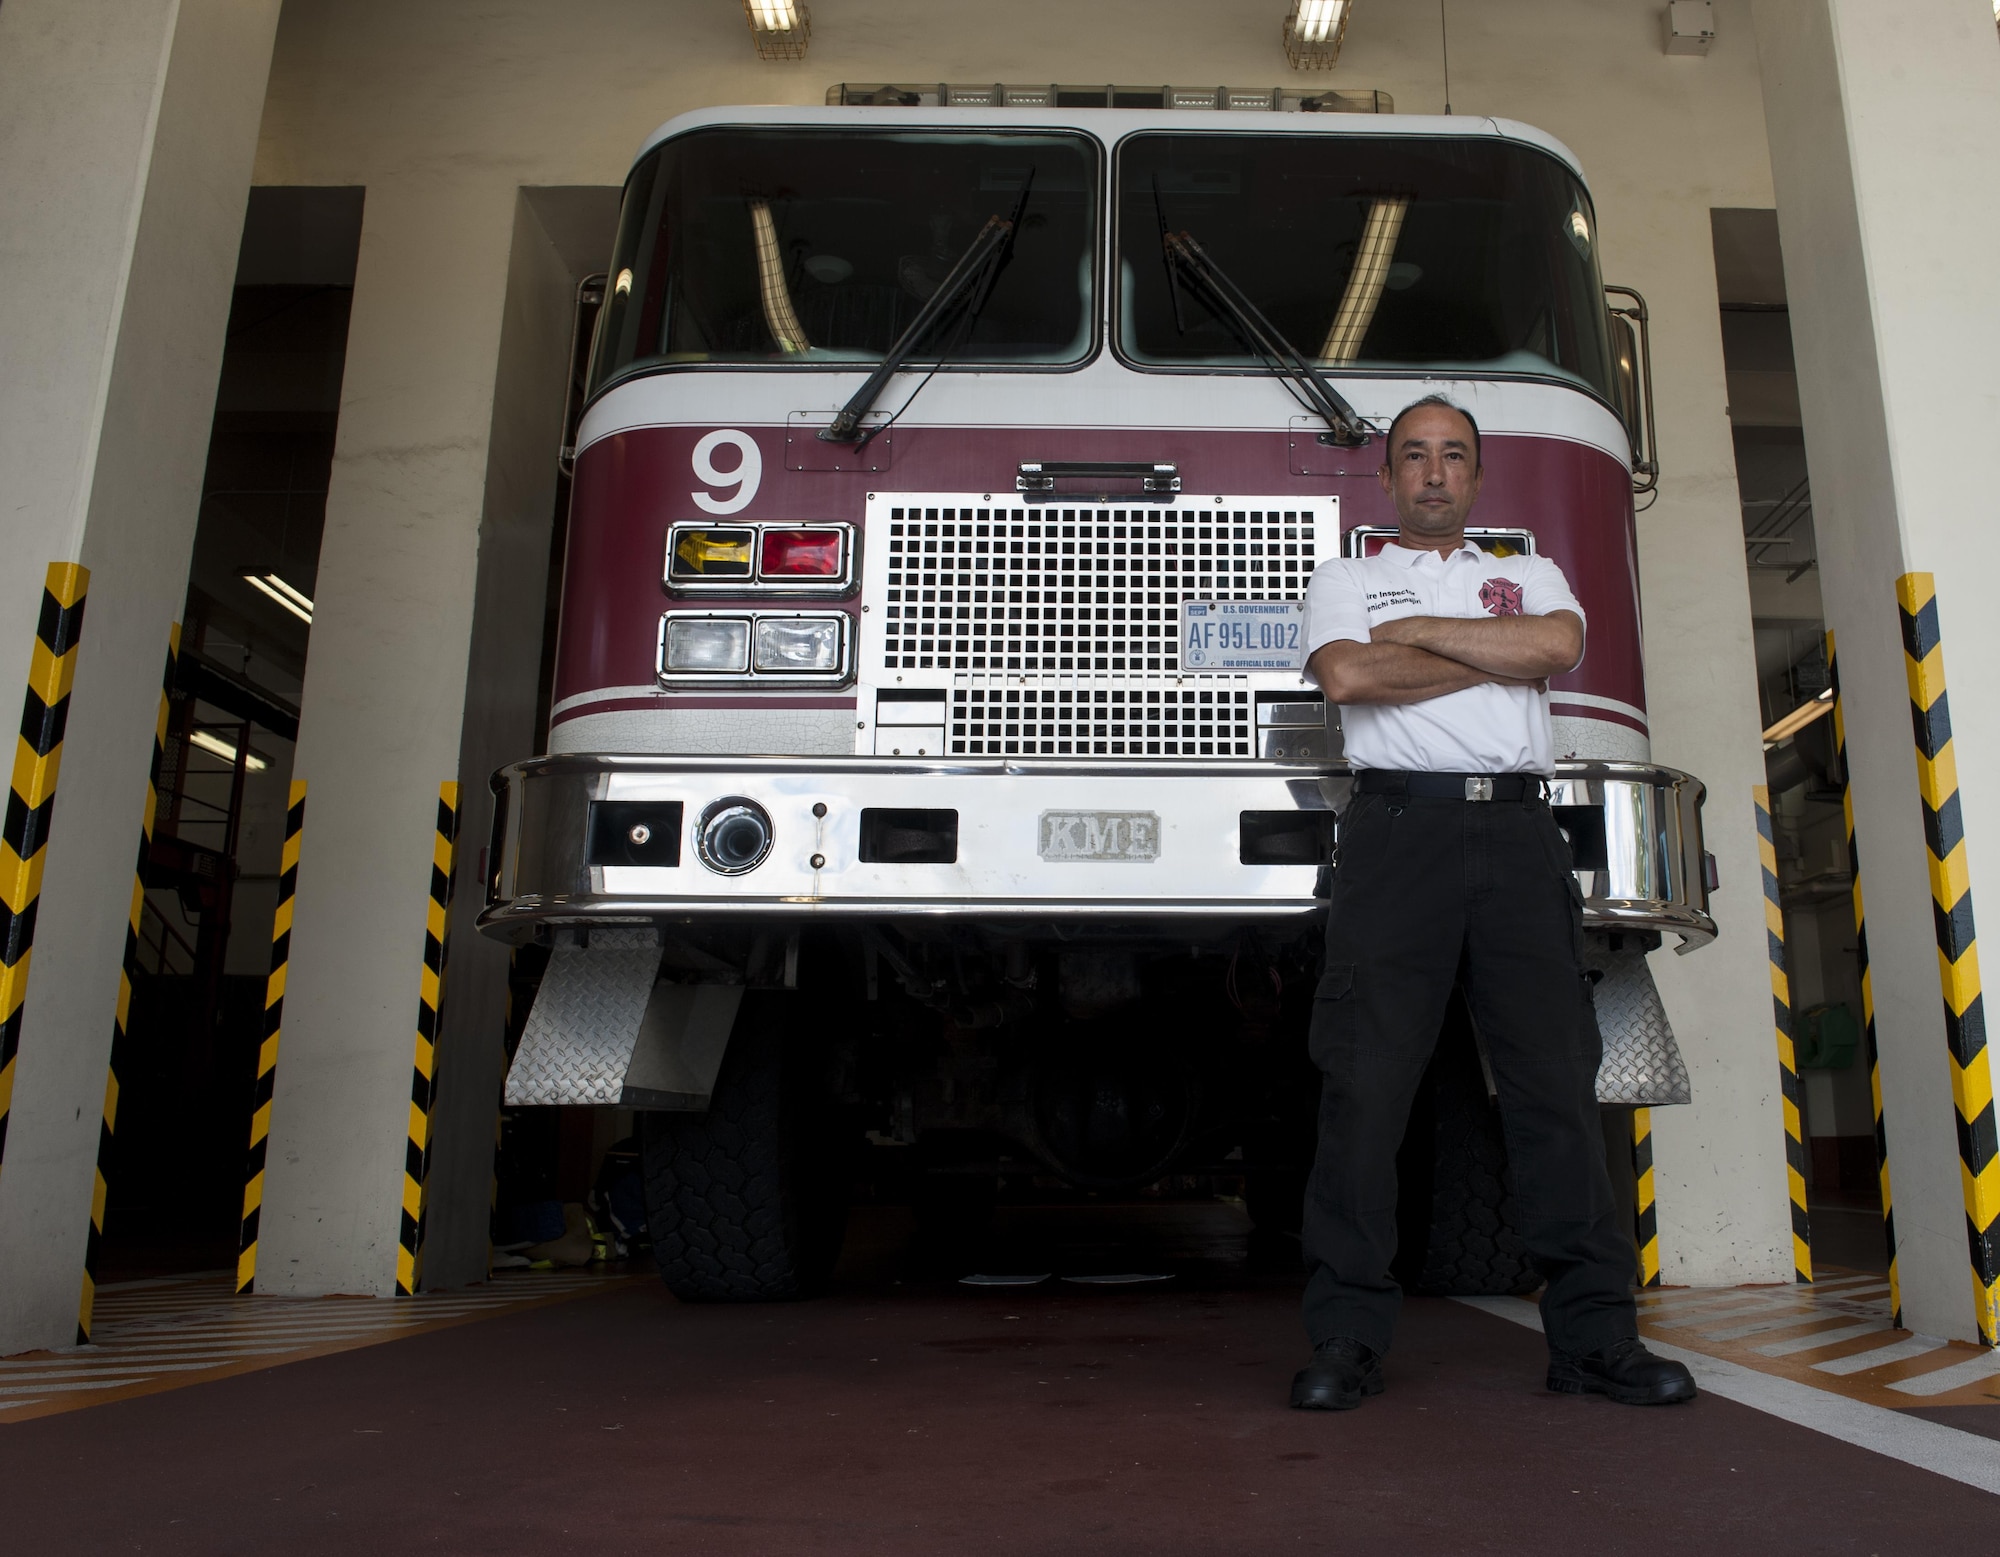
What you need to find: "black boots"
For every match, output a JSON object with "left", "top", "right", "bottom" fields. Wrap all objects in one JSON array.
[
  {"left": 1289, "top": 1337, "right": 1385, "bottom": 1410},
  {"left": 1547, "top": 1336, "right": 1698, "bottom": 1405},
  {"left": 1290, "top": 1335, "right": 1696, "bottom": 1410}
]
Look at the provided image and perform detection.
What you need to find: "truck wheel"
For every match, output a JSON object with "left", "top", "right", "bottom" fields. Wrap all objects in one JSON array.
[
  {"left": 639, "top": 1001, "right": 848, "bottom": 1301},
  {"left": 1392, "top": 1018, "right": 1540, "bottom": 1299}
]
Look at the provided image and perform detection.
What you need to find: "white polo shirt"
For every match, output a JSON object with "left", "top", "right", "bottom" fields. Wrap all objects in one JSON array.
[{"left": 1303, "top": 541, "right": 1586, "bottom": 776}]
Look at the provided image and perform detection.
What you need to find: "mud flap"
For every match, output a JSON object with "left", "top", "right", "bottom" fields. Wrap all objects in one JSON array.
[
  {"left": 502, "top": 930, "right": 746, "bottom": 1110},
  {"left": 1584, "top": 945, "right": 1691, "bottom": 1106}
]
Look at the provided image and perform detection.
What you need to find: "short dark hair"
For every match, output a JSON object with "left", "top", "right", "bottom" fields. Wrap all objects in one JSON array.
[{"left": 1383, "top": 394, "right": 1481, "bottom": 469}]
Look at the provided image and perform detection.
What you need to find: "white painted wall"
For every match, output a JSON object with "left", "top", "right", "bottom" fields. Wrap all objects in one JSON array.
[
  {"left": 1751, "top": 0, "right": 2000, "bottom": 1342},
  {"left": 0, "top": 0, "right": 283, "bottom": 1353}
]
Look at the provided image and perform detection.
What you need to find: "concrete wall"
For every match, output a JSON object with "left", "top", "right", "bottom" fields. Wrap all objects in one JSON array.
[
  {"left": 237, "top": 0, "right": 1789, "bottom": 1290},
  {"left": 0, "top": 0, "right": 283, "bottom": 1353},
  {"left": 421, "top": 190, "right": 610, "bottom": 1289},
  {"left": 1751, "top": 0, "right": 2000, "bottom": 1341}
]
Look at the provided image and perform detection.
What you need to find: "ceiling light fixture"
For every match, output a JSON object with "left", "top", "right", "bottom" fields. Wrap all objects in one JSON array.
[
  {"left": 744, "top": 0, "right": 809, "bottom": 60},
  {"left": 1760, "top": 687, "right": 1834, "bottom": 748},
  {"left": 190, "top": 728, "right": 270, "bottom": 773},
  {"left": 1283, "top": 0, "right": 1353, "bottom": 69},
  {"left": 243, "top": 571, "right": 315, "bottom": 625}
]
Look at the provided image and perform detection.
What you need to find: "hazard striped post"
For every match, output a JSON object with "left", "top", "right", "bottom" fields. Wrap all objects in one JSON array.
[
  {"left": 1632, "top": 1108, "right": 1660, "bottom": 1288},
  {"left": 77, "top": 625, "right": 179, "bottom": 1341},
  {"left": 1826, "top": 631, "right": 1900, "bottom": 1322},
  {"left": 396, "top": 783, "right": 460, "bottom": 1296},
  {"left": 1895, "top": 576, "right": 2000, "bottom": 1345},
  {"left": 0, "top": 564, "right": 89, "bottom": 1180},
  {"left": 1754, "top": 784, "right": 1813, "bottom": 1283},
  {"left": 237, "top": 782, "right": 305, "bottom": 1294}
]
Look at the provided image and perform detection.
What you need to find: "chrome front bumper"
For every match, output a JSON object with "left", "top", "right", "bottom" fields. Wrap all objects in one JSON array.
[{"left": 478, "top": 756, "right": 1716, "bottom": 949}]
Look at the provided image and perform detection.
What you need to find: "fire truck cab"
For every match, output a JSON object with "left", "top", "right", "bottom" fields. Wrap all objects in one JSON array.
[{"left": 482, "top": 86, "right": 1713, "bottom": 1302}]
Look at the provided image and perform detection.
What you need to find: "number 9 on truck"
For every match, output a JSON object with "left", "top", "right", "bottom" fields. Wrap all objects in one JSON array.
[{"left": 691, "top": 429, "right": 762, "bottom": 514}]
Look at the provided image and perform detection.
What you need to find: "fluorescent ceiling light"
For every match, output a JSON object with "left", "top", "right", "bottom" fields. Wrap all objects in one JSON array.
[
  {"left": 1284, "top": 0, "right": 1352, "bottom": 67},
  {"left": 244, "top": 572, "right": 314, "bottom": 624},
  {"left": 743, "top": 0, "right": 809, "bottom": 59},
  {"left": 1294, "top": 0, "right": 1349, "bottom": 44},
  {"left": 190, "top": 727, "right": 269, "bottom": 772},
  {"left": 1761, "top": 687, "right": 1833, "bottom": 748}
]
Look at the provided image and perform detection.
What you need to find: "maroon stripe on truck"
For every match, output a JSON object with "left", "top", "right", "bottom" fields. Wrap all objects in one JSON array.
[
  {"left": 553, "top": 694, "right": 859, "bottom": 727},
  {"left": 554, "top": 423, "right": 1647, "bottom": 724}
]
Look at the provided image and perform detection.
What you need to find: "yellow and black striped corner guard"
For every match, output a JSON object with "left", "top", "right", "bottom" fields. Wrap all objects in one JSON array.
[
  {"left": 237, "top": 781, "right": 305, "bottom": 1295},
  {"left": 77, "top": 624, "right": 179, "bottom": 1342},
  {"left": 1826, "top": 631, "right": 1901, "bottom": 1323},
  {"left": 1754, "top": 784, "right": 1813, "bottom": 1283},
  {"left": 1896, "top": 575, "right": 2000, "bottom": 1345},
  {"left": 397, "top": 783, "right": 461, "bottom": 1296},
  {"left": 1, "top": 564, "right": 89, "bottom": 1178},
  {"left": 1632, "top": 1107, "right": 1660, "bottom": 1288}
]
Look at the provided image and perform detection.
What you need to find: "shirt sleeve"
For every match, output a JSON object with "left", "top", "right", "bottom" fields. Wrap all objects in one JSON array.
[
  {"left": 1523, "top": 556, "right": 1587, "bottom": 668},
  {"left": 1304, "top": 558, "right": 1371, "bottom": 653}
]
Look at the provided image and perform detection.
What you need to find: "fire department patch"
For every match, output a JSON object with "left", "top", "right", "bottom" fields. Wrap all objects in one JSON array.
[{"left": 1480, "top": 578, "right": 1524, "bottom": 616}]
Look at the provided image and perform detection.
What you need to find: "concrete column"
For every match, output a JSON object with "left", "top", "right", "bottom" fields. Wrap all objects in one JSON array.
[
  {"left": 0, "top": 0, "right": 281, "bottom": 1353},
  {"left": 253, "top": 178, "right": 538, "bottom": 1295},
  {"left": 1751, "top": 0, "right": 2000, "bottom": 1342}
]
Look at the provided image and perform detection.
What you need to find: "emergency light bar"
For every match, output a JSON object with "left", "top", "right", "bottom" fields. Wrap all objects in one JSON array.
[{"left": 825, "top": 83, "right": 1392, "bottom": 113}]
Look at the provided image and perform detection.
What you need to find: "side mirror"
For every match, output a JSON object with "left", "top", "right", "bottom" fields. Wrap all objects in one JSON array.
[{"left": 1604, "top": 285, "right": 1658, "bottom": 497}]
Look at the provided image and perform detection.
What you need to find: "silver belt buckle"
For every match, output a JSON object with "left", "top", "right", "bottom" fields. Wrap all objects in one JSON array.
[{"left": 1464, "top": 776, "right": 1494, "bottom": 802}]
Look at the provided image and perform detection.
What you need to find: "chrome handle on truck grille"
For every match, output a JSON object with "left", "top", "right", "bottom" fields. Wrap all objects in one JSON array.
[{"left": 1016, "top": 461, "right": 1181, "bottom": 501}]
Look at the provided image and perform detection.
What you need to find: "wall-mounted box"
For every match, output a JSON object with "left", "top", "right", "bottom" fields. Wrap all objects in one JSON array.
[{"left": 1665, "top": 1, "right": 1715, "bottom": 55}]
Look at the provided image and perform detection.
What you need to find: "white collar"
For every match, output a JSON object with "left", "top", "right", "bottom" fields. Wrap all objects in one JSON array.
[{"left": 1378, "top": 540, "right": 1483, "bottom": 568}]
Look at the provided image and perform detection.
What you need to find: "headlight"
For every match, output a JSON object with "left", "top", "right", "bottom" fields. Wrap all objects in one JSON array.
[
  {"left": 663, "top": 616, "right": 750, "bottom": 673},
  {"left": 754, "top": 615, "right": 842, "bottom": 672}
]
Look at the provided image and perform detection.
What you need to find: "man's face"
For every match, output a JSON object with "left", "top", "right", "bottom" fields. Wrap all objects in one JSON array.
[{"left": 1378, "top": 406, "right": 1483, "bottom": 543}]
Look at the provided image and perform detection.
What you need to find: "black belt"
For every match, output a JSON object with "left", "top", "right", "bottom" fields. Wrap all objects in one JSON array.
[{"left": 1356, "top": 769, "right": 1547, "bottom": 802}]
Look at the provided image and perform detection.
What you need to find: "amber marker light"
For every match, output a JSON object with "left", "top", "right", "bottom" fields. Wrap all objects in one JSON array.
[
  {"left": 760, "top": 528, "right": 844, "bottom": 578},
  {"left": 673, "top": 528, "right": 754, "bottom": 578}
]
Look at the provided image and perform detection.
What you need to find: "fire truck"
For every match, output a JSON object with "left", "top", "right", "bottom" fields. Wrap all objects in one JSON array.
[{"left": 482, "top": 85, "right": 1713, "bottom": 1302}]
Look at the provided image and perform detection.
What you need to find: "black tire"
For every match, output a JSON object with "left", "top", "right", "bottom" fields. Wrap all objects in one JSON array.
[
  {"left": 639, "top": 999, "right": 848, "bottom": 1301},
  {"left": 1392, "top": 1008, "right": 1540, "bottom": 1298}
]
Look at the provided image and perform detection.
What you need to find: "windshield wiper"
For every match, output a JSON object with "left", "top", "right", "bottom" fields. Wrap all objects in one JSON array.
[
  {"left": 820, "top": 185, "right": 1030, "bottom": 444},
  {"left": 1159, "top": 226, "right": 1372, "bottom": 448}
]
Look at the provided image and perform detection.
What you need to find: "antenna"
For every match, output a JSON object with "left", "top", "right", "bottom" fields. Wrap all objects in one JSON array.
[{"left": 1440, "top": 1, "right": 1453, "bottom": 115}]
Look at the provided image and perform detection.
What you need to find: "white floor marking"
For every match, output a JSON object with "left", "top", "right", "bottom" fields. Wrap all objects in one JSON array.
[
  {"left": 1888, "top": 1350, "right": 2000, "bottom": 1398},
  {"left": 0, "top": 1274, "right": 628, "bottom": 1418},
  {"left": 1455, "top": 1296, "right": 2000, "bottom": 1497},
  {"left": 1649, "top": 1301, "right": 1782, "bottom": 1329},
  {"left": 1755, "top": 1321, "right": 1893, "bottom": 1357},
  {"left": 1812, "top": 1336, "right": 1948, "bottom": 1376},
  {"left": 1698, "top": 1312, "right": 1835, "bottom": 1342}
]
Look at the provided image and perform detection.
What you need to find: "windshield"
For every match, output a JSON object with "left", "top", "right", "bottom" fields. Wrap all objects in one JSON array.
[
  {"left": 1117, "top": 133, "right": 1615, "bottom": 400},
  {"left": 590, "top": 128, "right": 1098, "bottom": 391}
]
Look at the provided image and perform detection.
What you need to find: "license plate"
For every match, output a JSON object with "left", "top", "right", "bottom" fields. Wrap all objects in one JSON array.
[
  {"left": 1181, "top": 600, "right": 1307, "bottom": 671},
  {"left": 1038, "top": 811, "right": 1160, "bottom": 862}
]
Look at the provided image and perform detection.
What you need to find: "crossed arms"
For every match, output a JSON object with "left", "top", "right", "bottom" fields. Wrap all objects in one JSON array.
[{"left": 1307, "top": 610, "right": 1584, "bottom": 707}]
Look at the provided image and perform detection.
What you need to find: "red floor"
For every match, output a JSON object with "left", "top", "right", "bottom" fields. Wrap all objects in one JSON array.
[{"left": 7, "top": 1267, "right": 1994, "bottom": 1553}]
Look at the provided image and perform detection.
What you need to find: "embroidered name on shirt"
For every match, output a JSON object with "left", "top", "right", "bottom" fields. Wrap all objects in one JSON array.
[{"left": 1365, "top": 588, "right": 1422, "bottom": 612}]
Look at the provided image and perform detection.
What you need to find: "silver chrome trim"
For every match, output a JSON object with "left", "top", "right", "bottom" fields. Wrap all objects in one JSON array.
[
  {"left": 664, "top": 521, "right": 856, "bottom": 598},
  {"left": 479, "top": 756, "right": 1713, "bottom": 948}
]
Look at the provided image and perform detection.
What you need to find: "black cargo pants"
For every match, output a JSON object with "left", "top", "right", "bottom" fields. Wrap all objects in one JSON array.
[{"left": 1302, "top": 787, "right": 1638, "bottom": 1358}]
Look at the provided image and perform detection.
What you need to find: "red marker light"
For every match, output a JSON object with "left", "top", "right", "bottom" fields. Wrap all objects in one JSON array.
[{"left": 760, "top": 528, "right": 844, "bottom": 578}]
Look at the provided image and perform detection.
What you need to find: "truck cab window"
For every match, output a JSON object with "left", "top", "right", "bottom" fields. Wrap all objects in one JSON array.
[
  {"left": 1116, "top": 133, "right": 1616, "bottom": 402},
  {"left": 591, "top": 128, "right": 1099, "bottom": 392}
]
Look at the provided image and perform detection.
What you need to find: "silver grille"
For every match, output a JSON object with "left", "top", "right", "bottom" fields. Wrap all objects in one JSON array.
[
  {"left": 878, "top": 503, "right": 1322, "bottom": 674},
  {"left": 949, "top": 674, "right": 1253, "bottom": 757}
]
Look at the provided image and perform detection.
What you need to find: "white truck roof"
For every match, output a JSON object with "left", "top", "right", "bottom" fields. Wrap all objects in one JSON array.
[{"left": 631, "top": 104, "right": 1590, "bottom": 188}]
